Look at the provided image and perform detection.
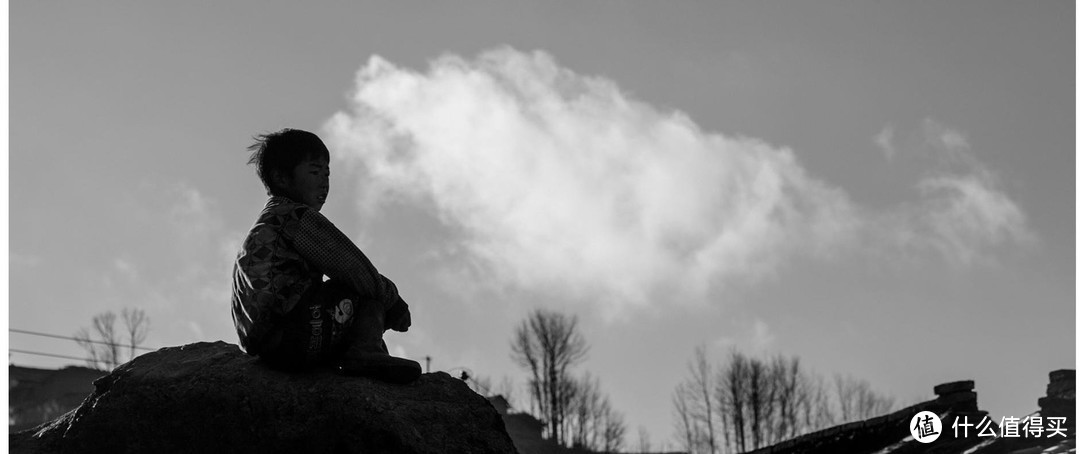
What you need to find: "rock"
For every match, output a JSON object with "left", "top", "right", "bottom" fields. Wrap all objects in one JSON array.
[
  {"left": 933, "top": 380, "right": 974, "bottom": 396},
  {"left": 10, "top": 342, "right": 517, "bottom": 454}
]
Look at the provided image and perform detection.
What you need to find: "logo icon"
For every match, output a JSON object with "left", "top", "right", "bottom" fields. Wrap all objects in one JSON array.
[
  {"left": 333, "top": 299, "right": 354, "bottom": 324},
  {"left": 911, "top": 411, "right": 942, "bottom": 443}
]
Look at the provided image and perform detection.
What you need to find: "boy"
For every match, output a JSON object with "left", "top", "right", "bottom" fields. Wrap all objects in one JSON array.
[{"left": 231, "top": 128, "right": 421, "bottom": 383}]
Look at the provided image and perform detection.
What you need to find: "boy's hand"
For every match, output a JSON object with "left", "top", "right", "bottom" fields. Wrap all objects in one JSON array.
[{"left": 385, "top": 298, "right": 411, "bottom": 332}]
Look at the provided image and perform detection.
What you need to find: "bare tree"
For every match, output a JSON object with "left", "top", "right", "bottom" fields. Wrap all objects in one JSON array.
[
  {"left": 832, "top": 374, "right": 895, "bottom": 423},
  {"left": 636, "top": 426, "right": 652, "bottom": 453},
  {"left": 671, "top": 345, "right": 721, "bottom": 454},
  {"left": 558, "top": 375, "right": 579, "bottom": 443},
  {"left": 74, "top": 308, "right": 151, "bottom": 371},
  {"left": 74, "top": 312, "right": 120, "bottom": 370},
  {"left": 805, "top": 373, "right": 836, "bottom": 431},
  {"left": 768, "top": 355, "right": 806, "bottom": 444},
  {"left": 510, "top": 308, "right": 589, "bottom": 446},
  {"left": 569, "top": 373, "right": 601, "bottom": 449},
  {"left": 121, "top": 307, "right": 149, "bottom": 359},
  {"left": 691, "top": 346, "right": 719, "bottom": 453},
  {"left": 563, "top": 373, "right": 628, "bottom": 452},
  {"left": 674, "top": 347, "right": 896, "bottom": 453},
  {"left": 598, "top": 398, "right": 627, "bottom": 454},
  {"left": 672, "top": 383, "right": 697, "bottom": 452},
  {"left": 718, "top": 349, "right": 750, "bottom": 453},
  {"left": 746, "top": 357, "right": 777, "bottom": 450}
]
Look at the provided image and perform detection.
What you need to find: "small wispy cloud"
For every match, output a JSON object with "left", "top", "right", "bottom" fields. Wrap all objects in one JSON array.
[
  {"left": 876, "top": 119, "right": 1034, "bottom": 266},
  {"left": 873, "top": 125, "right": 897, "bottom": 162},
  {"left": 168, "top": 183, "right": 224, "bottom": 247},
  {"left": 710, "top": 318, "right": 776, "bottom": 355},
  {"left": 922, "top": 118, "right": 971, "bottom": 162},
  {"left": 100, "top": 256, "right": 140, "bottom": 290},
  {"left": 10, "top": 252, "right": 44, "bottom": 269},
  {"left": 113, "top": 257, "right": 138, "bottom": 281}
]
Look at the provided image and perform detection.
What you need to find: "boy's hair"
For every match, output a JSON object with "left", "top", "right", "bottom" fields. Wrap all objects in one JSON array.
[{"left": 247, "top": 129, "right": 331, "bottom": 195}]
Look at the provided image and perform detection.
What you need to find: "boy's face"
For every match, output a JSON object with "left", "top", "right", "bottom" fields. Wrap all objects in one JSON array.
[{"left": 278, "top": 157, "right": 330, "bottom": 212}]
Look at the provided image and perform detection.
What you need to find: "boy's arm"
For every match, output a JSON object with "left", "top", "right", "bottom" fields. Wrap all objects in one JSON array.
[{"left": 290, "top": 209, "right": 400, "bottom": 305}]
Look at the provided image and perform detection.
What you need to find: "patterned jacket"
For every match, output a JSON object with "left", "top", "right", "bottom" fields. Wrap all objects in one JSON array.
[{"left": 231, "top": 196, "right": 400, "bottom": 355}]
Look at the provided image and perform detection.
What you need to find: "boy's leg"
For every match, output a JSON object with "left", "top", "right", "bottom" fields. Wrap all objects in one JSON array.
[
  {"left": 258, "top": 290, "right": 333, "bottom": 371},
  {"left": 321, "top": 280, "right": 420, "bottom": 383},
  {"left": 337, "top": 301, "right": 421, "bottom": 383}
]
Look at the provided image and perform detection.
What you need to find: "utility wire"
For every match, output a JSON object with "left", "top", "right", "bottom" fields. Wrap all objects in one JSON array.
[
  {"left": 9, "top": 328, "right": 158, "bottom": 351},
  {"left": 9, "top": 349, "right": 97, "bottom": 363}
]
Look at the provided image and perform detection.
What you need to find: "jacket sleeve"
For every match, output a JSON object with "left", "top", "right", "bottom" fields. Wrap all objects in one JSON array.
[{"left": 290, "top": 208, "right": 400, "bottom": 305}]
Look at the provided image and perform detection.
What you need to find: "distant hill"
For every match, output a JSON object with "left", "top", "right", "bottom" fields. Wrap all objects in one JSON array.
[{"left": 9, "top": 364, "right": 106, "bottom": 432}]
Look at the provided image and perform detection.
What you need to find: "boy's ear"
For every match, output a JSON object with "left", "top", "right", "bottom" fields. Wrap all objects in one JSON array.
[{"left": 270, "top": 169, "right": 291, "bottom": 193}]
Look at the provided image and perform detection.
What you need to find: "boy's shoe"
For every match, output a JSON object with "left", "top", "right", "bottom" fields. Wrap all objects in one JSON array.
[
  {"left": 337, "top": 352, "right": 421, "bottom": 384},
  {"left": 337, "top": 303, "right": 420, "bottom": 384}
]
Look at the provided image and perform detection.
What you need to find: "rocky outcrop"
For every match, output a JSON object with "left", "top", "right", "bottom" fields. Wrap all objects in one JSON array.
[{"left": 10, "top": 342, "right": 517, "bottom": 454}]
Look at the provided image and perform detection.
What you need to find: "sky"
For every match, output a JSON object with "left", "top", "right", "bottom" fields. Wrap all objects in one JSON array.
[{"left": 8, "top": 1, "right": 1075, "bottom": 448}]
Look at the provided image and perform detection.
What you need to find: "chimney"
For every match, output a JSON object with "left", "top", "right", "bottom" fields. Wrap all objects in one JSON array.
[
  {"left": 933, "top": 380, "right": 978, "bottom": 413},
  {"left": 1037, "top": 369, "right": 1074, "bottom": 425}
]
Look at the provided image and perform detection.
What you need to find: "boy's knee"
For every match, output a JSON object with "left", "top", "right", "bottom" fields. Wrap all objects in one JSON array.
[{"left": 385, "top": 299, "right": 410, "bottom": 332}]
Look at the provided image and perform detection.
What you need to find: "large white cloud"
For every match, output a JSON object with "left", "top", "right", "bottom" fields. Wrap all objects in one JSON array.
[{"left": 324, "top": 48, "right": 1030, "bottom": 313}]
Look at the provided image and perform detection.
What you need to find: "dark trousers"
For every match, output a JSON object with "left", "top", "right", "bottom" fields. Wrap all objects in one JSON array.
[{"left": 259, "top": 279, "right": 366, "bottom": 370}]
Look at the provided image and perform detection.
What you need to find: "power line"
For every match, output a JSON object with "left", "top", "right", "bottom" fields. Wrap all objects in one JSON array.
[
  {"left": 9, "top": 349, "right": 97, "bottom": 363},
  {"left": 9, "top": 328, "right": 157, "bottom": 351}
]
